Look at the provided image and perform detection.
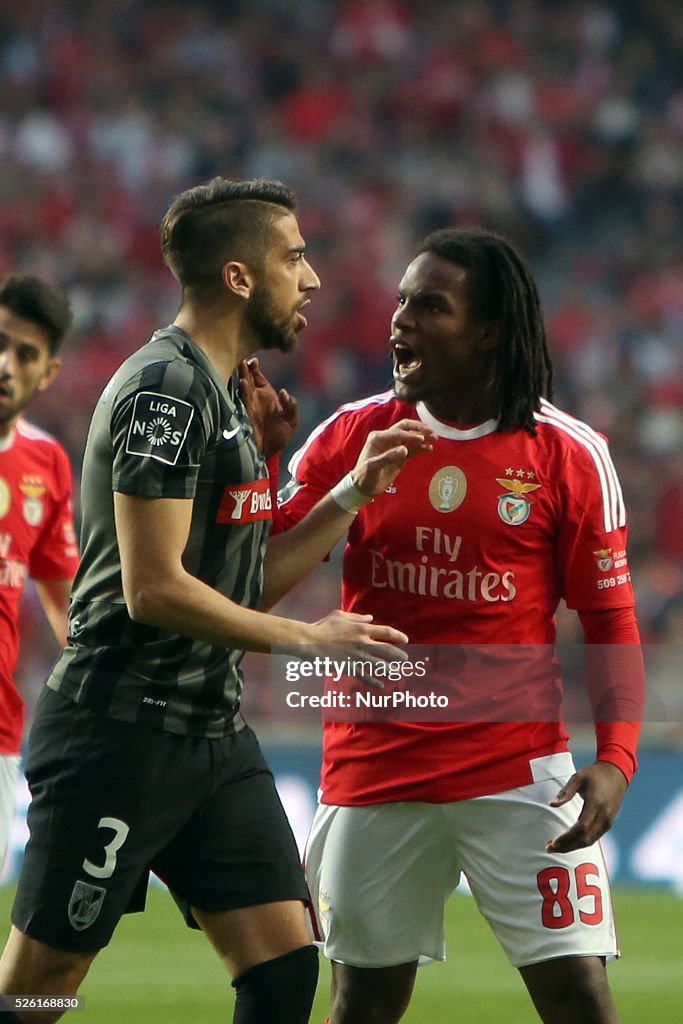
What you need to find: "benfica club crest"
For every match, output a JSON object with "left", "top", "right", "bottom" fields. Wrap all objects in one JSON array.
[
  {"left": 594, "top": 548, "right": 613, "bottom": 571},
  {"left": 68, "top": 880, "right": 106, "bottom": 931},
  {"left": 19, "top": 476, "right": 46, "bottom": 526},
  {"left": 496, "top": 475, "right": 541, "bottom": 525}
]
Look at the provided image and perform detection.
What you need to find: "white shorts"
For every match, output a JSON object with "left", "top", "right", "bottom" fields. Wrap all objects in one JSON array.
[
  {"left": 305, "top": 752, "right": 617, "bottom": 969},
  {"left": 0, "top": 754, "right": 21, "bottom": 870}
]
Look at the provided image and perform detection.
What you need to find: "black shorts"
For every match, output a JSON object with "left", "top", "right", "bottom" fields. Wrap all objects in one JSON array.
[{"left": 12, "top": 687, "right": 309, "bottom": 952}]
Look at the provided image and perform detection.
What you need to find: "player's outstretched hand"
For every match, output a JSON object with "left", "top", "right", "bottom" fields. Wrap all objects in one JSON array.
[
  {"left": 299, "top": 609, "right": 410, "bottom": 689},
  {"left": 544, "top": 761, "right": 629, "bottom": 854},
  {"left": 239, "top": 357, "right": 299, "bottom": 458},
  {"left": 352, "top": 419, "right": 437, "bottom": 498}
]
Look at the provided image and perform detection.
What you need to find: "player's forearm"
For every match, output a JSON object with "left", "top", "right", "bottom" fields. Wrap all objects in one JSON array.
[
  {"left": 35, "top": 577, "right": 74, "bottom": 647},
  {"left": 578, "top": 606, "right": 645, "bottom": 783},
  {"left": 594, "top": 723, "right": 641, "bottom": 783},
  {"left": 124, "top": 569, "right": 314, "bottom": 652},
  {"left": 262, "top": 493, "right": 355, "bottom": 609}
]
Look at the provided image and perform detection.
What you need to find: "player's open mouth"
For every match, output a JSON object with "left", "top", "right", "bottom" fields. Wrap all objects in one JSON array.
[
  {"left": 391, "top": 340, "right": 422, "bottom": 382},
  {"left": 295, "top": 301, "right": 311, "bottom": 329}
]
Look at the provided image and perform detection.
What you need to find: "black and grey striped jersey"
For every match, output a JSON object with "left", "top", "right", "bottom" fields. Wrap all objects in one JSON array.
[{"left": 47, "top": 326, "right": 271, "bottom": 737}]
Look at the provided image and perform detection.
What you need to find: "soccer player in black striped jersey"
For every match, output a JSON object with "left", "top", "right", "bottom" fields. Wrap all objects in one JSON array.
[{"left": 0, "top": 178, "right": 435, "bottom": 1024}]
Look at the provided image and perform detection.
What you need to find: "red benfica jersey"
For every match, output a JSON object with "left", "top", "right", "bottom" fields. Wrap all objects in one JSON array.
[
  {"left": 279, "top": 393, "right": 637, "bottom": 804},
  {"left": 0, "top": 420, "right": 78, "bottom": 754}
]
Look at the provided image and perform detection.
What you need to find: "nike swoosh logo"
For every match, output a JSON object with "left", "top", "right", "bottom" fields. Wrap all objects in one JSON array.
[{"left": 222, "top": 426, "right": 240, "bottom": 440}]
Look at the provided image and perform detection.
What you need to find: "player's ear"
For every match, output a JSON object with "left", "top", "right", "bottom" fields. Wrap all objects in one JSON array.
[
  {"left": 222, "top": 261, "right": 255, "bottom": 300},
  {"left": 478, "top": 322, "right": 499, "bottom": 353},
  {"left": 37, "top": 356, "right": 62, "bottom": 392}
]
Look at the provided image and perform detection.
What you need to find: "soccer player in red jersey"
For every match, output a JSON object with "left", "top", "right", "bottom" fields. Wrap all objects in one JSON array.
[
  {"left": 0, "top": 275, "right": 78, "bottom": 870},
  {"left": 278, "top": 229, "right": 645, "bottom": 1023}
]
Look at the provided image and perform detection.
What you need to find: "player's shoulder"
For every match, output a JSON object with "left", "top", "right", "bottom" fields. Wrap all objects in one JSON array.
[
  {"left": 288, "top": 390, "right": 404, "bottom": 477},
  {"left": 106, "top": 328, "right": 217, "bottom": 409},
  {"left": 16, "top": 418, "right": 68, "bottom": 456},
  {"left": 16, "top": 418, "right": 57, "bottom": 444},
  {"left": 534, "top": 399, "right": 626, "bottom": 528},
  {"left": 300, "top": 390, "right": 402, "bottom": 447},
  {"left": 14, "top": 419, "right": 72, "bottom": 479},
  {"left": 317, "top": 389, "right": 405, "bottom": 433},
  {"left": 533, "top": 399, "right": 610, "bottom": 457}
]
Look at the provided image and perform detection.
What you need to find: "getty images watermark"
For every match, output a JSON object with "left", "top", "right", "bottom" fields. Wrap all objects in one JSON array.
[
  {"left": 284, "top": 655, "right": 447, "bottom": 710},
  {"left": 267, "top": 644, "right": 670, "bottom": 724}
]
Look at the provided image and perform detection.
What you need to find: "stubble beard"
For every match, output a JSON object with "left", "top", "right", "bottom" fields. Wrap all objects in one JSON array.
[{"left": 247, "top": 284, "right": 297, "bottom": 354}]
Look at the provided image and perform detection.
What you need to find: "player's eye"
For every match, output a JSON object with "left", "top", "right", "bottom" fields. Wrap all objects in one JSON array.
[{"left": 17, "top": 346, "right": 39, "bottom": 363}]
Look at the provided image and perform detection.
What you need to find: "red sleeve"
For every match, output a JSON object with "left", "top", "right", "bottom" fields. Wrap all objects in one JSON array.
[
  {"left": 578, "top": 606, "right": 644, "bottom": 783},
  {"left": 266, "top": 454, "right": 283, "bottom": 534},
  {"left": 276, "top": 412, "right": 356, "bottom": 530},
  {"left": 556, "top": 440, "right": 635, "bottom": 611},
  {"left": 28, "top": 445, "right": 79, "bottom": 581}
]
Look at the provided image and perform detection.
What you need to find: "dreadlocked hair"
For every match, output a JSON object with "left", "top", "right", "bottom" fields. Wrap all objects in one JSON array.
[{"left": 417, "top": 228, "right": 553, "bottom": 434}]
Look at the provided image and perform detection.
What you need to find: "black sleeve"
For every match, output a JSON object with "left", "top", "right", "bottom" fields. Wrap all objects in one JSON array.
[{"left": 111, "top": 359, "right": 215, "bottom": 499}]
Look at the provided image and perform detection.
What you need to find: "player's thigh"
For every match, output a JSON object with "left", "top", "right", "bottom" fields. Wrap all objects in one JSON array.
[
  {"left": 0, "top": 925, "right": 97, "bottom": 1011},
  {"left": 192, "top": 900, "right": 311, "bottom": 978},
  {"left": 0, "top": 753, "right": 20, "bottom": 867},
  {"left": 12, "top": 688, "right": 213, "bottom": 952},
  {"left": 448, "top": 756, "right": 617, "bottom": 968},
  {"left": 153, "top": 727, "right": 309, "bottom": 922},
  {"left": 520, "top": 954, "right": 619, "bottom": 1023},
  {"left": 305, "top": 803, "right": 460, "bottom": 968}
]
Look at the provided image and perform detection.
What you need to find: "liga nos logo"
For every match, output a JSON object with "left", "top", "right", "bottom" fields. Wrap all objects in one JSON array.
[{"left": 125, "top": 391, "right": 195, "bottom": 466}]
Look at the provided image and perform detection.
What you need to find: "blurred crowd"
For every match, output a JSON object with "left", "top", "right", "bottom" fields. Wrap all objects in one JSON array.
[{"left": 2, "top": 0, "right": 682, "bottom": 730}]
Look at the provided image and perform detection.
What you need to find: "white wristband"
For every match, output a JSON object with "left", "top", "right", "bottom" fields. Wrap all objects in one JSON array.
[{"left": 330, "top": 472, "right": 374, "bottom": 514}]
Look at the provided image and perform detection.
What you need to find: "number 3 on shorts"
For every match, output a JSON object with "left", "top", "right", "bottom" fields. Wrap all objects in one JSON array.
[{"left": 82, "top": 817, "right": 130, "bottom": 880}]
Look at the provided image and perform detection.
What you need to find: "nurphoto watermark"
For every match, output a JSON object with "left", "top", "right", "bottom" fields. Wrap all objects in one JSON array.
[{"left": 268, "top": 643, "right": 676, "bottom": 724}]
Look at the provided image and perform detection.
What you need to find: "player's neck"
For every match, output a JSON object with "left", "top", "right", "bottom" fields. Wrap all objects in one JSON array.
[
  {"left": 0, "top": 418, "right": 18, "bottom": 444},
  {"left": 0, "top": 415, "right": 18, "bottom": 444},
  {"left": 173, "top": 306, "right": 250, "bottom": 384},
  {"left": 422, "top": 393, "right": 497, "bottom": 428}
]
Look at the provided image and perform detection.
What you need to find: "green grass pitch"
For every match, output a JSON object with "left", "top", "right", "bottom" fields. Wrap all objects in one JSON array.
[{"left": 1, "top": 885, "right": 681, "bottom": 1022}]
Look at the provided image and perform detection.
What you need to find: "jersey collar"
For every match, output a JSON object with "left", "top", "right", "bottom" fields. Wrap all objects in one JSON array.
[{"left": 416, "top": 402, "right": 499, "bottom": 440}]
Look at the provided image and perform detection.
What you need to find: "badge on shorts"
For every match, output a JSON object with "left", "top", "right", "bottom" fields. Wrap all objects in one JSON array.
[
  {"left": 318, "top": 887, "right": 331, "bottom": 932},
  {"left": 124, "top": 391, "right": 195, "bottom": 466},
  {"left": 68, "top": 880, "right": 107, "bottom": 931}
]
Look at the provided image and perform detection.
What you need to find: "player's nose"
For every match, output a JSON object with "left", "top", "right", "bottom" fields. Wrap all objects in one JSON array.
[
  {"left": 0, "top": 347, "right": 15, "bottom": 378},
  {"left": 302, "top": 260, "right": 321, "bottom": 292},
  {"left": 392, "top": 303, "right": 414, "bottom": 331}
]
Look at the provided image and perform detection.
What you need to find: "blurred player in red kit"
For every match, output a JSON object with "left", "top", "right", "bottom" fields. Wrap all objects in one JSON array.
[
  {"left": 0, "top": 275, "right": 78, "bottom": 870},
  {"left": 278, "top": 229, "right": 645, "bottom": 1024}
]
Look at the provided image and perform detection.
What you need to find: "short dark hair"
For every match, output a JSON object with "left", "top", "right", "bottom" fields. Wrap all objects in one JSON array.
[
  {"left": 160, "top": 177, "right": 297, "bottom": 290},
  {"left": 0, "top": 275, "right": 73, "bottom": 355},
  {"left": 417, "top": 228, "right": 553, "bottom": 434}
]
